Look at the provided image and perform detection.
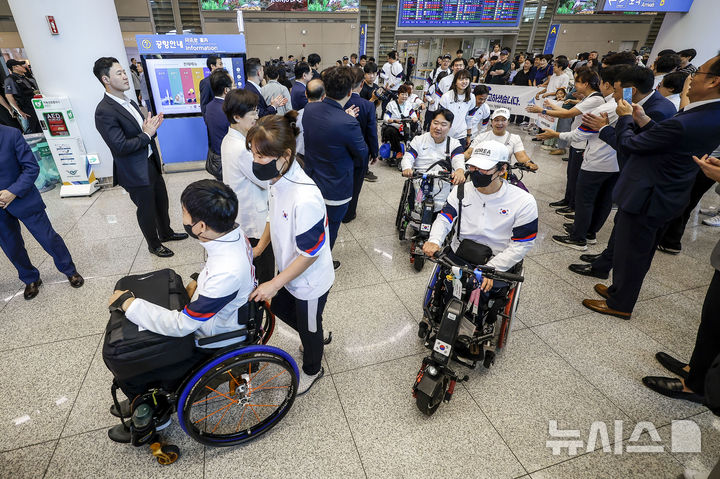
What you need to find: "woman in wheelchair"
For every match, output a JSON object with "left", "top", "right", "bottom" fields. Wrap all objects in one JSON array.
[
  {"left": 381, "top": 83, "right": 420, "bottom": 163},
  {"left": 422, "top": 140, "right": 539, "bottom": 293},
  {"left": 106, "top": 180, "right": 259, "bottom": 444}
]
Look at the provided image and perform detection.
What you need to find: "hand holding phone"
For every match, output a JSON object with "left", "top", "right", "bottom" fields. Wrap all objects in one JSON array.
[{"left": 622, "top": 87, "right": 633, "bottom": 104}]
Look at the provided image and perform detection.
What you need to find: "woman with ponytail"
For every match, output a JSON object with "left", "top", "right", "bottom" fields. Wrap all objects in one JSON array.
[{"left": 247, "top": 112, "right": 334, "bottom": 396}]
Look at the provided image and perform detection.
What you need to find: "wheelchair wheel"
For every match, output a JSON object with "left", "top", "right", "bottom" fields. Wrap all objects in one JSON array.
[
  {"left": 396, "top": 180, "right": 411, "bottom": 233},
  {"left": 415, "top": 376, "right": 447, "bottom": 417},
  {"left": 258, "top": 301, "right": 275, "bottom": 345},
  {"left": 177, "top": 345, "right": 298, "bottom": 446},
  {"left": 413, "top": 255, "right": 425, "bottom": 272}
]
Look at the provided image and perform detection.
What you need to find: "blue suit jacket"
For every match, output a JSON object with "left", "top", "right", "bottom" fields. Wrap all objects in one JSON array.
[
  {"left": 302, "top": 98, "right": 369, "bottom": 202},
  {"left": 245, "top": 81, "right": 276, "bottom": 118},
  {"left": 204, "top": 97, "right": 229, "bottom": 155},
  {"left": 290, "top": 81, "right": 307, "bottom": 111},
  {"left": 610, "top": 100, "right": 720, "bottom": 219},
  {"left": 599, "top": 90, "right": 677, "bottom": 168},
  {"left": 0, "top": 125, "right": 44, "bottom": 218},
  {"left": 199, "top": 76, "right": 213, "bottom": 116},
  {"left": 346, "top": 92, "right": 379, "bottom": 160}
]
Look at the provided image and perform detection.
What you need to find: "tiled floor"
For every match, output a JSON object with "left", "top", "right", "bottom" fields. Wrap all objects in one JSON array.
[{"left": 1, "top": 125, "right": 718, "bottom": 478}]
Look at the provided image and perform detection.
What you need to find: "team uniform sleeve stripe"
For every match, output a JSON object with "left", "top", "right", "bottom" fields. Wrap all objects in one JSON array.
[
  {"left": 578, "top": 124, "right": 599, "bottom": 133},
  {"left": 182, "top": 292, "right": 238, "bottom": 322},
  {"left": 407, "top": 145, "right": 418, "bottom": 159},
  {"left": 511, "top": 218, "right": 539, "bottom": 242},
  {"left": 467, "top": 107, "right": 478, "bottom": 116},
  {"left": 296, "top": 217, "right": 327, "bottom": 256},
  {"left": 482, "top": 117, "right": 490, "bottom": 125},
  {"left": 451, "top": 146, "right": 464, "bottom": 157},
  {"left": 439, "top": 203, "right": 458, "bottom": 224}
]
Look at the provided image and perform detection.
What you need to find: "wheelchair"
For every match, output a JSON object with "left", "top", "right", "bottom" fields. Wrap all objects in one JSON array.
[
  {"left": 411, "top": 242, "right": 525, "bottom": 416},
  {"left": 109, "top": 301, "right": 299, "bottom": 465},
  {"left": 379, "top": 118, "right": 422, "bottom": 169},
  {"left": 395, "top": 159, "right": 453, "bottom": 272}
]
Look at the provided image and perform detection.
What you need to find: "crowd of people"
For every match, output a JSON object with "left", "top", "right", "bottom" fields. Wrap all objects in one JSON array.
[{"left": 1, "top": 42, "right": 719, "bottom": 453}]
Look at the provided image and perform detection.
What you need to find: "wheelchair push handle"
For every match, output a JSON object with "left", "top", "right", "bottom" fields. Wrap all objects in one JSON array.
[
  {"left": 510, "top": 162, "right": 535, "bottom": 173},
  {"left": 410, "top": 159, "right": 453, "bottom": 180},
  {"left": 423, "top": 252, "right": 525, "bottom": 283}
]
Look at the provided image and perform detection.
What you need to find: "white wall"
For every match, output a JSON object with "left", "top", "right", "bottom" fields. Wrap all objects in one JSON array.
[
  {"left": 650, "top": 0, "right": 717, "bottom": 67},
  {"left": 8, "top": 0, "right": 129, "bottom": 179}
]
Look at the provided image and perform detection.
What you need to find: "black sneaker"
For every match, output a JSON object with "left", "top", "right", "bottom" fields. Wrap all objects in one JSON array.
[
  {"left": 555, "top": 206, "right": 575, "bottom": 217},
  {"left": 563, "top": 223, "right": 573, "bottom": 234},
  {"left": 364, "top": 171, "right": 378, "bottom": 182},
  {"left": 586, "top": 233, "right": 597, "bottom": 245},
  {"left": 333, "top": 260, "right": 341, "bottom": 270},
  {"left": 562, "top": 157, "right": 569, "bottom": 162},
  {"left": 549, "top": 199, "right": 569, "bottom": 208},
  {"left": 579, "top": 253, "right": 602, "bottom": 263},
  {"left": 657, "top": 245, "right": 681, "bottom": 255},
  {"left": 552, "top": 235, "right": 588, "bottom": 251}
]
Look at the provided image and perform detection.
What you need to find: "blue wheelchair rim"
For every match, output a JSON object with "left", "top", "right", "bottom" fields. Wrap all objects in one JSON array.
[{"left": 177, "top": 344, "right": 299, "bottom": 438}]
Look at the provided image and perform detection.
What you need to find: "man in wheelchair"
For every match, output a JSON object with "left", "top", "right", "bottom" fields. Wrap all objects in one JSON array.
[
  {"left": 105, "top": 180, "right": 256, "bottom": 443},
  {"left": 422, "top": 139, "right": 538, "bottom": 320}
]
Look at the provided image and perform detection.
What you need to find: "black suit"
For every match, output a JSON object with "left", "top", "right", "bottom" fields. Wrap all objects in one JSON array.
[
  {"left": 245, "top": 81, "right": 276, "bottom": 118},
  {"left": 95, "top": 93, "right": 171, "bottom": 249},
  {"left": 344, "top": 92, "right": 379, "bottom": 221},
  {"left": 603, "top": 101, "right": 720, "bottom": 313}
]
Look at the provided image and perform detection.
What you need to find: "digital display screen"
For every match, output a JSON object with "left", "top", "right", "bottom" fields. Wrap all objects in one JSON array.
[
  {"left": 143, "top": 56, "right": 245, "bottom": 116},
  {"left": 599, "top": 0, "right": 693, "bottom": 12},
  {"left": 398, "top": 0, "right": 525, "bottom": 28},
  {"left": 200, "top": 0, "right": 359, "bottom": 12},
  {"left": 556, "top": 0, "right": 598, "bottom": 15}
]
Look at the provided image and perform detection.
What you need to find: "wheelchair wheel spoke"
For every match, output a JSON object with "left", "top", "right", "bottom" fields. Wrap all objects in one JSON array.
[
  {"left": 250, "top": 370, "right": 287, "bottom": 392},
  {"left": 211, "top": 403, "right": 232, "bottom": 433},
  {"left": 250, "top": 386, "right": 288, "bottom": 393},
  {"left": 248, "top": 404, "right": 261, "bottom": 422},
  {"left": 234, "top": 405, "right": 248, "bottom": 433},
  {"left": 192, "top": 393, "right": 221, "bottom": 406},
  {"left": 249, "top": 363, "right": 268, "bottom": 383},
  {"left": 204, "top": 385, "right": 238, "bottom": 404},
  {"left": 194, "top": 402, "right": 233, "bottom": 424},
  {"left": 226, "top": 370, "right": 242, "bottom": 387}
]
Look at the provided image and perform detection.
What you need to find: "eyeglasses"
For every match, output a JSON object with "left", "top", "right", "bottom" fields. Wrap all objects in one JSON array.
[{"left": 691, "top": 71, "right": 719, "bottom": 78}]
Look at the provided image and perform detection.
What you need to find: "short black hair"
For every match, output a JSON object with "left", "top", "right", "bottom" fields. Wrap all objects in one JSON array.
[
  {"left": 655, "top": 54, "right": 681, "bottom": 74},
  {"left": 93, "top": 56, "right": 119, "bottom": 85},
  {"left": 369, "top": 56, "right": 376, "bottom": 63},
  {"left": 181, "top": 179, "right": 238, "bottom": 233},
  {"left": 294, "top": 61, "right": 311, "bottom": 79},
  {"left": 308, "top": 53, "right": 321, "bottom": 67},
  {"left": 678, "top": 48, "right": 697, "bottom": 61},
  {"left": 360, "top": 55, "right": 367, "bottom": 61},
  {"left": 351, "top": 67, "right": 364, "bottom": 89},
  {"left": 363, "top": 62, "right": 378, "bottom": 74},
  {"left": 452, "top": 57, "right": 467, "bottom": 68},
  {"left": 321, "top": 66, "right": 354, "bottom": 100},
  {"left": 599, "top": 64, "right": 631, "bottom": 86},
  {"left": 554, "top": 57, "right": 569, "bottom": 70},
  {"left": 351, "top": 53, "right": 357, "bottom": 60},
  {"left": 456, "top": 49, "right": 463, "bottom": 54},
  {"left": 473, "top": 84, "right": 490, "bottom": 96},
  {"left": 223, "top": 88, "right": 259, "bottom": 123},
  {"left": 246, "top": 57, "right": 263, "bottom": 78},
  {"left": 490, "top": 55, "right": 498, "bottom": 61},
  {"left": 618, "top": 66, "right": 654, "bottom": 94},
  {"left": 206, "top": 55, "right": 221, "bottom": 69},
  {"left": 603, "top": 51, "right": 637, "bottom": 66},
  {"left": 660, "top": 71, "right": 688, "bottom": 94},
  {"left": 388, "top": 50, "right": 398, "bottom": 60},
  {"left": 265, "top": 63, "right": 280, "bottom": 80},
  {"left": 658, "top": 49, "right": 677, "bottom": 57},
  {"left": 306, "top": 79, "right": 325, "bottom": 101},
  {"left": 435, "top": 71, "right": 450, "bottom": 84},
  {"left": 433, "top": 107, "right": 455, "bottom": 124},
  {"left": 210, "top": 69, "right": 232, "bottom": 96},
  {"left": 574, "top": 66, "right": 601, "bottom": 91}
]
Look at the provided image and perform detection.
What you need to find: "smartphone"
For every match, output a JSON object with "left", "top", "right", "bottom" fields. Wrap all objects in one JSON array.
[{"left": 622, "top": 87, "right": 633, "bottom": 104}]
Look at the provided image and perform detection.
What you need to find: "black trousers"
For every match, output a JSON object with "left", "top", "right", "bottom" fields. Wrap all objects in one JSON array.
[
  {"left": 126, "top": 157, "right": 172, "bottom": 250},
  {"left": 270, "top": 287, "right": 329, "bottom": 375},
  {"left": 571, "top": 170, "right": 618, "bottom": 241},
  {"left": 591, "top": 226, "right": 615, "bottom": 275},
  {"left": 686, "top": 270, "right": 720, "bottom": 394},
  {"left": 659, "top": 170, "right": 716, "bottom": 251},
  {"left": 120, "top": 348, "right": 215, "bottom": 398},
  {"left": 563, "top": 147, "right": 585, "bottom": 209},
  {"left": 248, "top": 237, "right": 275, "bottom": 285},
  {"left": 606, "top": 209, "right": 667, "bottom": 314},
  {"left": 382, "top": 125, "right": 404, "bottom": 155},
  {"left": 345, "top": 162, "right": 368, "bottom": 221}
]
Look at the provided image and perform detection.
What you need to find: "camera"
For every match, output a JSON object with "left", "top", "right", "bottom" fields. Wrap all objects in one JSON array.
[{"left": 373, "top": 85, "right": 397, "bottom": 104}]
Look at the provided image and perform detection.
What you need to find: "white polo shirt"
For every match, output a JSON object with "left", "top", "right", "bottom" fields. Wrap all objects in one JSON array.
[
  {"left": 566, "top": 92, "right": 606, "bottom": 150},
  {"left": 381, "top": 61, "right": 404, "bottom": 92},
  {"left": 466, "top": 102, "right": 491, "bottom": 137},
  {"left": 560, "top": 94, "right": 619, "bottom": 173},
  {"left": 439, "top": 90, "right": 474, "bottom": 140},
  {"left": 269, "top": 160, "right": 334, "bottom": 300},
  {"left": 546, "top": 73, "right": 569, "bottom": 95}
]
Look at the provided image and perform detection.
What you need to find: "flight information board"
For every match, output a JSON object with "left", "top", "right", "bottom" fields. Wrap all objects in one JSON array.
[
  {"left": 599, "top": 0, "right": 693, "bottom": 12},
  {"left": 398, "top": 0, "right": 525, "bottom": 28}
]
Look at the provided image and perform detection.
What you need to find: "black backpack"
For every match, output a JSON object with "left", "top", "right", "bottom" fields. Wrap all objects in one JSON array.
[{"left": 102, "top": 269, "right": 196, "bottom": 384}]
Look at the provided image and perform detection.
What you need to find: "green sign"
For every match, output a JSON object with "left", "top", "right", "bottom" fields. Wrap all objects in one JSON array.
[{"left": 33, "top": 99, "right": 44, "bottom": 109}]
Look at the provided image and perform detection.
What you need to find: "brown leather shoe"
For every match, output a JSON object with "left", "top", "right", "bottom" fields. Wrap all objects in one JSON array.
[
  {"left": 67, "top": 273, "right": 84, "bottom": 288},
  {"left": 582, "top": 299, "right": 631, "bottom": 319},
  {"left": 594, "top": 283, "right": 609, "bottom": 299},
  {"left": 23, "top": 279, "right": 42, "bottom": 300},
  {"left": 550, "top": 149, "right": 566, "bottom": 155}
]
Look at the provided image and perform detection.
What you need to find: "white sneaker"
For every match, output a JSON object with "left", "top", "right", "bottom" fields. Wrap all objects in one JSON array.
[
  {"left": 540, "top": 145, "right": 554, "bottom": 150},
  {"left": 297, "top": 367, "right": 324, "bottom": 396},
  {"left": 699, "top": 207, "right": 717, "bottom": 216},
  {"left": 702, "top": 214, "right": 720, "bottom": 227}
]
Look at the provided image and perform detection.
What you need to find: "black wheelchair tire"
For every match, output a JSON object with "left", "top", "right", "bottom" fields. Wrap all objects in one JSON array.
[
  {"left": 413, "top": 255, "right": 425, "bottom": 272},
  {"left": 396, "top": 179, "right": 411, "bottom": 231},
  {"left": 179, "top": 351, "right": 297, "bottom": 447},
  {"left": 416, "top": 389, "right": 441, "bottom": 416}
]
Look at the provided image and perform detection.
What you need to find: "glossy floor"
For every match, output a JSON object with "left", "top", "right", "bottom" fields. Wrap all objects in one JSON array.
[{"left": 1, "top": 125, "right": 718, "bottom": 478}]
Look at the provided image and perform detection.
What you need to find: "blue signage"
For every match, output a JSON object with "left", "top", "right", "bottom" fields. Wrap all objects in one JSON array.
[
  {"left": 136, "top": 34, "right": 246, "bottom": 54},
  {"left": 600, "top": 0, "right": 693, "bottom": 12},
  {"left": 359, "top": 24, "right": 367, "bottom": 56},
  {"left": 544, "top": 24, "right": 561, "bottom": 55}
]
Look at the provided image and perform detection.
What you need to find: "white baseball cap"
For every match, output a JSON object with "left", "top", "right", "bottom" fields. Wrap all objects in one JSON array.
[
  {"left": 490, "top": 108, "right": 510, "bottom": 120},
  {"left": 467, "top": 140, "right": 511, "bottom": 170}
]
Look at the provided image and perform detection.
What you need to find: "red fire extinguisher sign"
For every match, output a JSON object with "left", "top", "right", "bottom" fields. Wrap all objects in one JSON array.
[{"left": 46, "top": 16, "right": 59, "bottom": 35}]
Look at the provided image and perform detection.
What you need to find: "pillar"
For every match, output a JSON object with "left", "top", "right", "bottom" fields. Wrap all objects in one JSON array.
[
  {"left": 650, "top": 0, "right": 717, "bottom": 67},
  {"left": 8, "top": 0, "right": 130, "bottom": 179}
]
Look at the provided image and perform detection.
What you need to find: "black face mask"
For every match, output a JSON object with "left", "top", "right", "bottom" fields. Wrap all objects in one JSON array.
[
  {"left": 470, "top": 169, "right": 496, "bottom": 188},
  {"left": 252, "top": 159, "right": 279, "bottom": 181},
  {"left": 183, "top": 221, "right": 200, "bottom": 240}
]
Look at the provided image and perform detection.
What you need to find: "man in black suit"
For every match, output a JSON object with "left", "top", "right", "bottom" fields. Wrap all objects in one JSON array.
[
  {"left": 581, "top": 53, "right": 720, "bottom": 319},
  {"left": 244, "top": 58, "right": 287, "bottom": 118},
  {"left": 343, "top": 67, "right": 379, "bottom": 223},
  {"left": 199, "top": 55, "right": 223, "bottom": 117},
  {"left": 569, "top": 66, "right": 677, "bottom": 279},
  {"left": 93, "top": 57, "right": 187, "bottom": 258}
]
